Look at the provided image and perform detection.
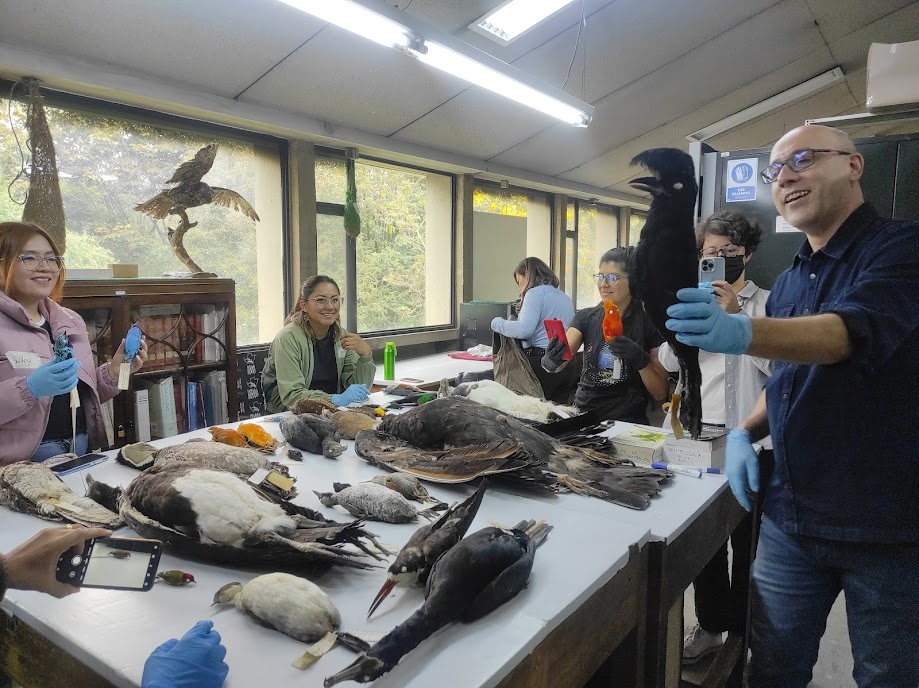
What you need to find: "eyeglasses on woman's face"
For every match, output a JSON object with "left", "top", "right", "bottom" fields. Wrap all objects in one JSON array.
[
  {"left": 700, "top": 245, "right": 745, "bottom": 258},
  {"left": 760, "top": 148, "right": 853, "bottom": 184},
  {"left": 307, "top": 296, "right": 342, "bottom": 308},
  {"left": 19, "top": 254, "right": 65, "bottom": 272},
  {"left": 594, "top": 273, "right": 625, "bottom": 285}
]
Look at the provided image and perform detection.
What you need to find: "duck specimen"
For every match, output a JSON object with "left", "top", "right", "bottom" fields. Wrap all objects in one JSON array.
[
  {"left": 315, "top": 482, "right": 441, "bottom": 524},
  {"left": 325, "top": 519, "right": 552, "bottom": 686},
  {"left": 111, "top": 462, "right": 386, "bottom": 569},
  {"left": 367, "top": 480, "right": 487, "bottom": 619},
  {"left": 368, "top": 474, "right": 433, "bottom": 503},
  {"left": 116, "top": 439, "right": 285, "bottom": 477},
  {"left": 325, "top": 410, "right": 379, "bottom": 440},
  {"left": 357, "top": 397, "right": 671, "bottom": 509},
  {"left": 156, "top": 570, "right": 196, "bottom": 586},
  {"left": 280, "top": 414, "right": 345, "bottom": 458},
  {"left": 0, "top": 462, "right": 121, "bottom": 528},
  {"left": 452, "top": 379, "right": 577, "bottom": 423},
  {"left": 213, "top": 572, "right": 368, "bottom": 668}
]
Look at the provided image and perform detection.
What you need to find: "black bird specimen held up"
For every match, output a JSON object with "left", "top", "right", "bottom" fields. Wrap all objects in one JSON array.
[
  {"left": 628, "top": 148, "right": 703, "bottom": 439},
  {"left": 134, "top": 143, "right": 260, "bottom": 274},
  {"left": 355, "top": 397, "right": 670, "bottom": 509},
  {"left": 324, "top": 519, "right": 552, "bottom": 686}
]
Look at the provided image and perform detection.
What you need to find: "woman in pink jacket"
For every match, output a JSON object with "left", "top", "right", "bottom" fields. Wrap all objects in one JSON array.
[{"left": 0, "top": 222, "right": 148, "bottom": 464}]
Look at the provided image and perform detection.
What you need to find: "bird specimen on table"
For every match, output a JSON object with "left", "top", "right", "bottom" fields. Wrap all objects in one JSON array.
[
  {"left": 628, "top": 148, "right": 702, "bottom": 440},
  {"left": 208, "top": 426, "right": 249, "bottom": 447},
  {"left": 314, "top": 482, "right": 444, "bottom": 524},
  {"left": 237, "top": 423, "right": 279, "bottom": 452},
  {"left": 368, "top": 474, "right": 434, "bottom": 504},
  {"left": 94, "top": 462, "right": 387, "bottom": 570},
  {"left": 114, "top": 440, "right": 289, "bottom": 479},
  {"left": 156, "top": 570, "right": 196, "bottom": 586},
  {"left": 325, "top": 409, "right": 379, "bottom": 440},
  {"left": 0, "top": 462, "right": 122, "bottom": 528},
  {"left": 356, "top": 397, "right": 671, "bottom": 509},
  {"left": 367, "top": 480, "right": 487, "bottom": 620},
  {"left": 133, "top": 143, "right": 260, "bottom": 275},
  {"left": 279, "top": 414, "right": 346, "bottom": 458},
  {"left": 212, "top": 573, "right": 368, "bottom": 669},
  {"left": 291, "top": 397, "right": 339, "bottom": 415},
  {"left": 452, "top": 379, "right": 578, "bottom": 423},
  {"left": 325, "top": 519, "right": 552, "bottom": 686}
]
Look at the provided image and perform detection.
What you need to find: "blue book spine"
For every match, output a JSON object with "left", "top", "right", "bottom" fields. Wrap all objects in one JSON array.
[{"left": 187, "top": 381, "right": 201, "bottom": 431}]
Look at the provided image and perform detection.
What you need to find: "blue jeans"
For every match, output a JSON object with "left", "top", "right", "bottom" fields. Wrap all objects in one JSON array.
[
  {"left": 31, "top": 433, "right": 89, "bottom": 462},
  {"left": 749, "top": 516, "right": 919, "bottom": 688}
]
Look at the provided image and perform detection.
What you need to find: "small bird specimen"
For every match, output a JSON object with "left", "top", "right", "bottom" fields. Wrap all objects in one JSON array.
[
  {"left": 325, "top": 409, "right": 379, "bottom": 440},
  {"left": 291, "top": 397, "right": 339, "bottom": 415},
  {"left": 111, "top": 463, "right": 386, "bottom": 569},
  {"left": 156, "top": 570, "right": 196, "bottom": 586},
  {"left": 367, "top": 480, "right": 487, "bottom": 619},
  {"left": 212, "top": 573, "right": 368, "bottom": 669},
  {"left": 133, "top": 143, "right": 260, "bottom": 274},
  {"left": 107, "top": 549, "right": 131, "bottom": 559},
  {"left": 356, "top": 397, "right": 671, "bottom": 509},
  {"left": 237, "top": 423, "right": 279, "bottom": 453},
  {"left": 314, "top": 482, "right": 441, "bottom": 524},
  {"left": 368, "top": 474, "right": 433, "bottom": 503},
  {"left": 452, "top": 379, "right": 577, "bottom": 423},
  {"left": 324, "top": 519, "right": 552, "bottom": 686},
  {"left": 0, "top": 462, "right": 121, "bottom": 528},
  {"left": 208, "top": 426, "right": 249, "bottom": 447},
  {"left": 628, "top": 148, "right": 702, "bottom": 439},
  {"left": 280, "top": 415, "right": 345, "bottom": 458}
]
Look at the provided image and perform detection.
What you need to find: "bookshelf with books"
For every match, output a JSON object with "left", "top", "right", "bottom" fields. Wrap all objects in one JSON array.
[{"left": 62, "top": 278, "right": 238, "bottom": 447}]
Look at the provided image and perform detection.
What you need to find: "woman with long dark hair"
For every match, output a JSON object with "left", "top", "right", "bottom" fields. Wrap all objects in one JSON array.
[
  {"left": 490, "top": 257, "right": 575, "bottom": 403},
  {"left": 262, "top": 275, "right": 375, "bottom": 412},
  {"left": 0, "top": 222, "right": 148, "bottom": 463}
]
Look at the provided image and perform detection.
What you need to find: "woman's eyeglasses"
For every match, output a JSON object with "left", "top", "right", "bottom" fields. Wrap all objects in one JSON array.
[
  {"left": 594, "top": 273, "right": 625, "bottom": 285},
  {"left": 19, "top": 254, "right": 65, "bottom": 272},
  {"left": 701, "top": 246, "right": 744, "bottom": 258},
  {"left": 307, "top": 296, "right": 342, "bottom": 308},
  {"left": 760, "top": 148, "right": 852, "bottom": 184}
]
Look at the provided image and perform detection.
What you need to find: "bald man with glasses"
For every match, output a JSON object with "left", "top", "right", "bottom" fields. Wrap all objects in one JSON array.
[{"left": 665, "top": 125, "right": 919, "bottom": 687}]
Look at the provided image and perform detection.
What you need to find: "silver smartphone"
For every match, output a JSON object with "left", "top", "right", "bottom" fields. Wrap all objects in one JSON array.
[
  {"left": 55, "top": 537, "right": 162, "bottom": 591},
  {"left": 698, "top": 256, "right": 726, "bottom": 283}
]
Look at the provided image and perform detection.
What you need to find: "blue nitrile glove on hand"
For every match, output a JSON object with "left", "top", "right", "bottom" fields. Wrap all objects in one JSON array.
[
  {"left": 332, "top": 383, "right": 370, "bottom": 407},
  {"left": 726, "top": 428, "right": 759, "bottom": 512},
  {"left": 142, "top": 620, "right": 228, "bottom": 688},
  {"left": 665, "top": 287, "right": 753, "bottom": 355},
  {"left": 26, "top": 359, "right": 81, "bottom": 398}
]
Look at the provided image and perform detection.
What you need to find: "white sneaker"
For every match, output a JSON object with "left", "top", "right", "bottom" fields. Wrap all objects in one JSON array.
[{"left": 682, "top": 624, "right": 723, "bottom": 665}]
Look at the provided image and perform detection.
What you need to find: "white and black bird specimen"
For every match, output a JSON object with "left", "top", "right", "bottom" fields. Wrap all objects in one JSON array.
[
  {"left": 452, "top": 379, "right": 577, "bottom": 423},
  {"left": 367, "top": 480, "right": 487, "bottom": 619},
  {"left": 325, "top": 519, "right": 551, "bottom": 686}
]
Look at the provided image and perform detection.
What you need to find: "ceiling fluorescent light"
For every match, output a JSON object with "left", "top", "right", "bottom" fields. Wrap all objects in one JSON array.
[
  {"left": 472, "top": 0, "right": 578, "bottom": 45},
  {"left": 687, "top": 67, "right": 845, "bottom": 142},
  {"left": 410, "top": 41, "right": 592, "bottom": 126},
  {"left": 277, "top": 0, "right": 413, "bottom": 49}
]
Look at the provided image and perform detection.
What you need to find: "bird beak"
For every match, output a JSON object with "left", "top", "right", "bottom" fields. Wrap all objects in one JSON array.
[
  {"left": 629, "top": 176, "right": 664, "bottom": 195},
  {"left": 366, "top": 579, "right": 396, "bottom": 620},
  {"left": 323, "top": 655, "right": 385, "bottom": 687}
]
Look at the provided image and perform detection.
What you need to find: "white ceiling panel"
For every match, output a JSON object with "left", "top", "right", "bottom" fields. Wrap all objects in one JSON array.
[
  {"left": 804, "top": 0, "right": 916, "bottom": 42},
  {"left": 0, "top": 0, "right": 320, "bottom": 97},
  {"left": 490, "top": 0, "right": 823, "bottom": 175},
  {"left": 238, "top": 27, "right": 467, "bottom": 136},
  {"left": 825, "top": 1, "right": 919, "bottom": 74}
]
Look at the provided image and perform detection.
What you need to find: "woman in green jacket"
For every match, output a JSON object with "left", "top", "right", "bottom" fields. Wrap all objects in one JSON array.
[{"left": 263, "top": 276, "right": 376, "bottom": 412}]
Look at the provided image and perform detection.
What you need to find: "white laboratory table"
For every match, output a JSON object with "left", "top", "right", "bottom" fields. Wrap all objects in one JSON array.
[
  {"left": 0, "top": 415, "right": 673, "bottom": 688},
  {"left": 372, "top": 352, "right": 492, "bottom": 389}
]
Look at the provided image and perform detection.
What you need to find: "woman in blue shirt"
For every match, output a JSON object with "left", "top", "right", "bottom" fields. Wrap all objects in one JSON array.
[{"left": 490, "top": 257, "right": 575, "bottom": 402}]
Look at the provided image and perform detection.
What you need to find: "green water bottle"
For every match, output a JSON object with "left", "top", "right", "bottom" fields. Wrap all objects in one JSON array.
[{"left": 383, "top": 342, "right": 397, "bottom": 380}]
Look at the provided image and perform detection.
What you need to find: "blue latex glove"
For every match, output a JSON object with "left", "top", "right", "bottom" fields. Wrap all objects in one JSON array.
[
  {"left": 726, "top": 428, "right": 760, "bottom": 512},
  {"left": 665, "top": 287, "right": 753, "bottom": 354},
  {"left": 142, "top": 620, "right": 228, "bottom": 688},
  {"left": 332, "top": 383, "right": 370, "bottom": 406},
  {"left": 26, "top": 359, "right": 80, "bottom": 398}
]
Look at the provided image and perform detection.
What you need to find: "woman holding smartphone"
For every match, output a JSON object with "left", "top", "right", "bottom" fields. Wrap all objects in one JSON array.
[
  {"left": 0, "top": 222, "right": 148, "bottom": 464},
  {"left": 490, "top": 257, "right": 575, "bottom": 403},
  {"left": 262, "top": 275, "right": 376, "bottom": 412}
]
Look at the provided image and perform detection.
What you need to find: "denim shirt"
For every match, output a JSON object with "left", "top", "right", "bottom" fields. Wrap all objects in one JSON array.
[
  {"left": 764, "top": 204, "right": 919, "bottom": 543},
  {"left": 490, "top": 284, "right": 575, "bottom": 349}
]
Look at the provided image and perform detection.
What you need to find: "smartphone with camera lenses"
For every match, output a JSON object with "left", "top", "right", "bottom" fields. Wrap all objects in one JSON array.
[
  {"left": 698, "top": 256, "right": 726, "bottom": 284},
  {"left": 55, "top": 537, "right": 162, "bottom": 591}
]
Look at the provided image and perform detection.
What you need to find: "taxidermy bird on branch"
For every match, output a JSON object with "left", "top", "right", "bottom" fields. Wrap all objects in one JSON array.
[{"left": 134, "top": 143, "right": 260, "bottom": 275}]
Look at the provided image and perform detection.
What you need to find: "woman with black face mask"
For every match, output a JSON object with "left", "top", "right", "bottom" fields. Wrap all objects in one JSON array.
[{"left": 657, "top": 211, "right": 774, "bottom": 666}]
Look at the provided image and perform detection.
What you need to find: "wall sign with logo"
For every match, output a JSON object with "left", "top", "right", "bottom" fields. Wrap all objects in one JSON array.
[{"left": 725, "top": 158, "right": 758, "bottom": 203}]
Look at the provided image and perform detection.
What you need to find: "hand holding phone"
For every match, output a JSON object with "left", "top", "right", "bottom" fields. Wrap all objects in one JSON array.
[
  {"left": 543, "top": 319, "right": 573, "bottom": 361},
  {"left": 56, "top": 537, "right": 162, "bottom": 591},
  {"left": 698, "top": 256, "right": 726, "bottom": 285}
]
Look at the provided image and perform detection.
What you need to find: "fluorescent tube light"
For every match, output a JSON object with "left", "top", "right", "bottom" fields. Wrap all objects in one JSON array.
[
  {"left": 277, "top": 0, "right": 413, "bottom": 49},
  {"left": 472, "top": 0, "right": 578, "bottom": 45},
  {"left": 410, "top": 41, "right": 591, "bottom": 126},
  {"left": 687, "top": 67, "right": 845, "bottom": 142}
]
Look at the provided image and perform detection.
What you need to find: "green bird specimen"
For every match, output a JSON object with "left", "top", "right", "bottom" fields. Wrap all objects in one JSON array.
[{"left": 156, "top": 570, "right": 196, "bottom": 586}]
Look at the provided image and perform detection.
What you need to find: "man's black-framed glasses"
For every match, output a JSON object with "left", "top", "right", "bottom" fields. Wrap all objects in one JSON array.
[
  {"left": 760, "top": 148, "right": 853, "bottom": 184},
  {"left": 594, "top": 273, "right": 625, "bottom": 285}
]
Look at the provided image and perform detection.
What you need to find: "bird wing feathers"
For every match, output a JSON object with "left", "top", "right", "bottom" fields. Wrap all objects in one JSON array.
[
  {"left": 133, "top": 192, "right": 174, "bottom": 219},
  {"left": 210, "top": 188, "right": 260, "bottom": 221},
  {"left": 166, "top": 144, "right": 218, "bottom": 185}
]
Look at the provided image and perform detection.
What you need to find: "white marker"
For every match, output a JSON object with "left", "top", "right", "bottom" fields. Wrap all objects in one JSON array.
[{"left": 652, "top": 462, "right": 703, "bottom": 478}]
